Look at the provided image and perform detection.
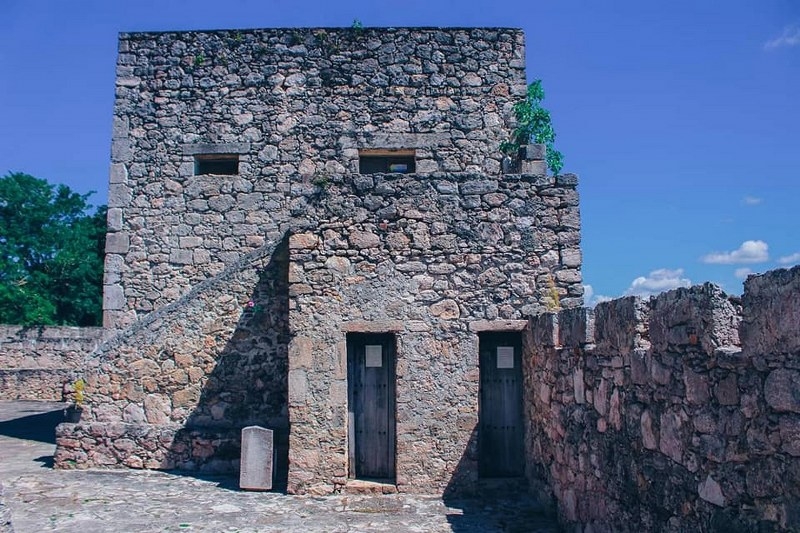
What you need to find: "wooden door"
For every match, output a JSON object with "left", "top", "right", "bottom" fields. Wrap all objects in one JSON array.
[
  {"left": 347, "top": 333, "right": 396, "bottom": 480},
  {"left": 479, "top": 332, "right": 524, "bottom": 478}
]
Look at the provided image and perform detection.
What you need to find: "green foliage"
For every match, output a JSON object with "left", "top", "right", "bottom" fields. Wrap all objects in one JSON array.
[
  {"left": 501, "top": 80, "right": 564, "bottom": 174},
  {"left": 351, "top": 19, "right": 364, "bottom": 33},
  {"left": 0, "top": 173, "right": 106, "bottom": 326}
]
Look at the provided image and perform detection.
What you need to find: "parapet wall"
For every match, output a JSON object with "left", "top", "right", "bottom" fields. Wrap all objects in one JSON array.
[
  {"left": 526, "top": 265, "right": 800, "bottom": 532},
  {"left": 0, "top": 326, "right": 105, "bottom": 400}
]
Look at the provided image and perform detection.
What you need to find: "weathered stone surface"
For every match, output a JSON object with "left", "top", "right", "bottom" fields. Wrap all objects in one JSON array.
[
  {"left": 698, "top": 475, "right": 725, "bottom": 507},
  {"left": 0, "top": 481, "right": 13, "bottom": 533},
  {"left": 742, "top": 265, "right": 800, "bottom": 356},
  {"left": 525, "top": 270, "right": 800, "bottom": 532},
  {"left": 240, "top": 426, "right": 274, "bottom": 491},
  {"left": 764, "top": 369, "right": 800, "bottom": 413}
]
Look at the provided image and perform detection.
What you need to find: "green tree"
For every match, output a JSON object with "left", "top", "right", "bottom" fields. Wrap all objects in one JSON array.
[
  {"left": 0, "top": 172, "right": 106, "bottom": 326},
  {"left": 501, "top": 80, "right": 565, "bottom": 174}
]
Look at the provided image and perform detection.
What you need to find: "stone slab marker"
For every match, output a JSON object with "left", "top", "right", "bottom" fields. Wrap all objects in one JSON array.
[{"left": 239, "top": 426, "right": 273, "bottom": 491}]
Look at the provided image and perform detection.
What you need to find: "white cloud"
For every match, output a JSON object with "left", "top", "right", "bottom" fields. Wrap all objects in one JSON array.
[
  {"left": 742, "top": 196, "right": 762, "bottom": 205},
  {"left": 734, "top": 267, "right": 753, "bottom": 280},
  {"left": 583, "top": 284, "right": 612, "bottom": 307},
  {"left": 765, "top": 25, "right": 800, "bottom": 50},
  {"left": 778, "top": 252, "right": 800, "bottom": 266},
  {"left": 701, "top": 240, "right": 769, "bottom": 265},
  {"left": 624, "top": 268, "right": 692, "bottom": 297}
]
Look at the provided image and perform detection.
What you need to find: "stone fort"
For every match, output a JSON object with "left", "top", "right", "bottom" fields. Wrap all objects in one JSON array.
[{"left": 1, "top": 26, "right": 798, "bottom": 532}]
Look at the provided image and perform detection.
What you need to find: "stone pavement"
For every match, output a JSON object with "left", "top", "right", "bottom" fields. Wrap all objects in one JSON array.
[{"left": 0, "top": 401, "right": 560, "bottom": 532}]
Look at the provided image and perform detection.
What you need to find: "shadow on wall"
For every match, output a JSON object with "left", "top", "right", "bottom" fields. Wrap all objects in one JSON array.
[
  {"left": 441, "top": 426, "right": 559, "bottom": 532},
  {"left": 164, "top": 237, "right": 290, "bottom": 490}
]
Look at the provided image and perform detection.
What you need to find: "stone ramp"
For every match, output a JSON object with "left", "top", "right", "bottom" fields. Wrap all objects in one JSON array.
[{"left": 0, "top": 401, "right": 560, "bottom": 532}]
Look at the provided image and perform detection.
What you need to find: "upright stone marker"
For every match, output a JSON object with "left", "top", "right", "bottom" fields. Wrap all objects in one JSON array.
[{"left": 239, "top": 426, "right": 273, "bottom": 491}]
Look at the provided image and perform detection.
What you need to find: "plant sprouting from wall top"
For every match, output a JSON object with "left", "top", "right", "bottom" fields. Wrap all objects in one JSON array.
[{"left": 501, "top": 80, "right": 564, "bottom": 174}]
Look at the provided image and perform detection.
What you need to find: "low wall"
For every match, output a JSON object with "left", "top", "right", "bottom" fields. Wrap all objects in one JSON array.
[
  {"left": 0, "top": 369, "right": 77, "bottom": 401},
  {"left": 0, "top": 326, "right": 104, "bottom": 369},
  {"left": 526, "top": 266, "right": 800, "bottom": 532},
  {"left": 0, "top": 326, "right": 105, "bottom": 401}
]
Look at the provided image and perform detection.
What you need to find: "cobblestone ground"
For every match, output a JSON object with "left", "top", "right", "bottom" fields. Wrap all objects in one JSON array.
[{"left": 0, "top": 401, "right": 560, "bottom": 532}]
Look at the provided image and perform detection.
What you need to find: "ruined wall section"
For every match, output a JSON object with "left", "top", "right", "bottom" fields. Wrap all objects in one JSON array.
[
  {"left": 0, "top": 326, "right": 105, "bottom": 401},
  {"left": 286, "top": 170, "right": 581, "bottom": 494},
  {"left": 105, "top": 27, "right": 527, "bottom": 329},
  {"left": 526, "top": 266, "right": 800, "bottom": 532}
]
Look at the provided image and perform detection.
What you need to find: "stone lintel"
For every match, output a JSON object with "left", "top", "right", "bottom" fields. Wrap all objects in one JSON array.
[
  {"left": 359, "top": 132, "right": 450, "bottom": 150},
  {"left": 182, "top": 142, "right": 251, "bottom": 156},
  {"left": 469, "top": 320, "right": 528, "bottom": 333},
  {"left": 341, "top": 320, "right": 404, "bottom": 333}
]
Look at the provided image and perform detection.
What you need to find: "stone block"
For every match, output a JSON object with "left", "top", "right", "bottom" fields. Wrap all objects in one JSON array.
[
  {"left": 106, "top": 208, "right": 123, "bottom": 231},
  {"left": 683, "top": 367, "right": 709, "bottom": 405},
  {"left": 348, "top": 230, "right": 380, "bottom": 249},
  {"left": 430, "top": 299, "right": 460, "bottom": 319},
  {"left": 779, "top": 416, "right": 800, "bottom": 456},
  {"left": 764, "top": 369, "right": 800, "bottom": 413},
  {"left": 169, "top": 250, "right": 193, "bottom": 265},
  {"left": 650, "top": 283, "right": 740, "bottom": 355},
  {"left": 521, "top": 143, "right": 545, "bottom": 161},
  {"left": 105, "top": 232, "right": 130, "bottom": 254},
  {"left": 698, "top": 475, "right": 725, "bottom": 507},
  {"left": 109, "top": 163, "right": 128, "bottom": 184},
  {"left": 103, "top": 284, "right": 125, "bottom": 310},
  {"left": 107, "top": 183, "right": 132, "bottom": 208},
  {"left": 560, "top": 248, "right": 582, "bottom": 268},
  {"left": 459, "top": 180, "right": 498, "bottom": 195},
  {"left": 468, "top": 320, "right": 527, "bottom": 332},
  {"left": 715, "top": 373, "right": 739, "bottom": 406},
  {"left": 530, "top": 313, "right": 558, "bottom": 347},
  {"left": 111, "top": 139, "right": 133, "bottom": 163},
  {"left": 182, "top": 142, "right": 250, "bottom": 155},
  {"left": 520, "top": 160, "right": 546, "bottom": 175},
  {"left": 558, "top": 307, "right": 594, "bottom": 347},
  {"left": 240, "top": 426, "right": 274, "bottom": 491},
  {"left": 594, "top": 296, "right": 648, "bottom": 355},
  {"left": 555, "top": 173, "right": 579, "bottom": 187},
  {"left": 742, "top": 265, "right": 800, "bottom": 357}
]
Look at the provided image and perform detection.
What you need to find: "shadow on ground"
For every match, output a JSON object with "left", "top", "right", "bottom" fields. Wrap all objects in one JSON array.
[
  {"left": 160, "top": 236, "right": 291, "bottom": 492},
  {"left": 442, "top": 427, "right": 560, "bottom": 532},
  {"left": 0, "top": 407, "right": 66, "bottom": 444}
]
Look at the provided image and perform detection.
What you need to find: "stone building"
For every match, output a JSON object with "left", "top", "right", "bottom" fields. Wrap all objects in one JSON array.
[{"left": 54, "top": 27, "right": 584, "bottom": 495}]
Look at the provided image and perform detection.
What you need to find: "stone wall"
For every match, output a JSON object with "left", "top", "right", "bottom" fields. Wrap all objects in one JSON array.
[
  {"left": 104, "top": 27, "right": 530, "bottom": 330},
  {"left": 55, "top": 237, "right": 290, "bottom": 475},
  {"left": 0, "top": 326, "right": 104, "bottom": 400},
  {"left": 526, "top": 265, "right": 800, "bottom": 532},
  {"left": 56, "top": 26, "right": 583, "bottom": 495},
  {"left": 55, "top": 166, "right": 582, "bottom": 490},
  {"left": 286, "top": 170, "right": 581, "bottom": 494}
]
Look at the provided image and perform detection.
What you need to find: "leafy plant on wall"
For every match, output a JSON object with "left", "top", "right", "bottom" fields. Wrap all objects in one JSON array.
[{"left": 501, "top": 80, "right": 564, "bottom": 174}]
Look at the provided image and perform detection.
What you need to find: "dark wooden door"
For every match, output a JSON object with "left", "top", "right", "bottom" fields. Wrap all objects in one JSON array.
[
  {"left": 347, "top": 333, "right": 396, "bottom": 480},
  {"left": 479, "top": 332, "right": 524, "bottom": 478}
]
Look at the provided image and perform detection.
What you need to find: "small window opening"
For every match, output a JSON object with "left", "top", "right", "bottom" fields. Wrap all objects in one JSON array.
[
  {"left": 195, "top": 154, "right": 239, "bottom": 175},
  {"left": 359, "top": 149, "right": 416, "bottom": 174}
]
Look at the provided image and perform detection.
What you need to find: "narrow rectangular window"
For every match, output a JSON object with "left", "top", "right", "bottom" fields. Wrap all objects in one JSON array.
[
  {"left": 359, "top": 149, "right": 415, "bottom": 174},
  {"left": 194, "top": 154, "right": 239, "bottom": 175}
]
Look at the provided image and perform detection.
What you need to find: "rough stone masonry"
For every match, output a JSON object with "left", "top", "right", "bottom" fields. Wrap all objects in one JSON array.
[{"left": 53, "top": 26, "right": 584, "bottom": 496}]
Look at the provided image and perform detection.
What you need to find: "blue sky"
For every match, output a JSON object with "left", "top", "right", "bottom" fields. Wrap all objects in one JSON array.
[{"left": 1, "top": 0, "right": 798, "bottom": 302}]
